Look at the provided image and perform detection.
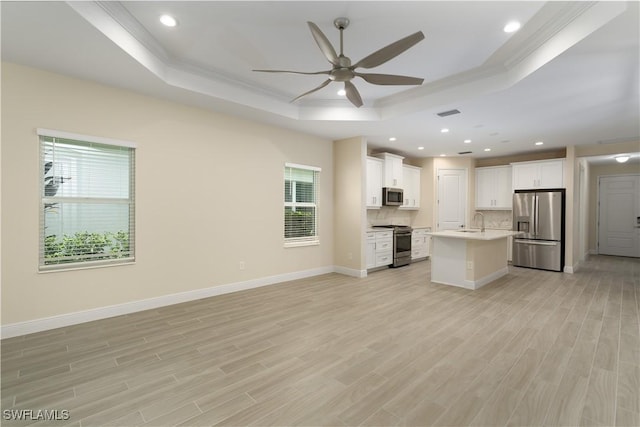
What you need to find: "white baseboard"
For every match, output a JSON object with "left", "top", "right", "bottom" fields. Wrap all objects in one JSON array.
[
  {"left": 564, "top": 262, "right": 579, "bottom": 274},
  {"left": 433, "top": 267, "right": 508, "bottom": 290},
  {"left": 1, "top": 265, "right": 339, "bottom": 339},
  {"left": 467, "top": 267, "right": 509, "bottom": 290},
  {"left": 334, "top": 265, "right": 367, "bottom": 278}
]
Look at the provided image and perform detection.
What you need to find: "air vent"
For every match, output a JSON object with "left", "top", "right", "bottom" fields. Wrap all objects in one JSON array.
[
  {"left": 436, "top": 109, "right": 461, "bottom": 117},
  {"left": 458, "top": 151, "right": 472, "bottom": 155}
]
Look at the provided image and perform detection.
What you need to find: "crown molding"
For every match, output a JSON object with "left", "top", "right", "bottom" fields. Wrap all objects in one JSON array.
[{"left": 67, "top": 1, "right": 627, "bottom": 123}]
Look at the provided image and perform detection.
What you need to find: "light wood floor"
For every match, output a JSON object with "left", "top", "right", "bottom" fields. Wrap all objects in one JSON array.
[{"left": 2, "top": 255, "right": 639, "bottom": 426}]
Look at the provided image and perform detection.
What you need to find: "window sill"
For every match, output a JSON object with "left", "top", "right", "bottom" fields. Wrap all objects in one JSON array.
[
  {"left": 39, "top": 259, "right": 135, "bottom": 273},
  {"left": 284, "top": 240, "right": 320, "bottom": 248}
]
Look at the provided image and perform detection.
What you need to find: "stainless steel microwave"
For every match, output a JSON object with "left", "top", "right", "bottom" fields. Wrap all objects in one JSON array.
[{"left": 382, "top": 187, "right": 404, "bottom": 206}]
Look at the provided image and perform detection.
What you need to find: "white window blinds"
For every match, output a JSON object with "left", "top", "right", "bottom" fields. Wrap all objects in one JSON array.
[
  {"left": 284, "top": 163, "right": 320, "bottom": 246},
  {"left": 39, "top": 129, "right": 136, "bottom": 270}
]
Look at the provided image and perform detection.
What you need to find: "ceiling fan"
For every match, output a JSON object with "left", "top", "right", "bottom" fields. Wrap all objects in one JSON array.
[{"left": 253, "top": 18, "right": 425, "bottom": 108}]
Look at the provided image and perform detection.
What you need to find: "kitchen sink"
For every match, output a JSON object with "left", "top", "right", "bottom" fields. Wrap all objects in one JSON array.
[{"left": 457, "top": 229, "right": 480, "bottom": 233}]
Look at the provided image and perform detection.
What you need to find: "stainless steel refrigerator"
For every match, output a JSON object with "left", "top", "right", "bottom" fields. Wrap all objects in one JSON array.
[{"left": 512, "top": 189, "right": 565, "bottom": 272}]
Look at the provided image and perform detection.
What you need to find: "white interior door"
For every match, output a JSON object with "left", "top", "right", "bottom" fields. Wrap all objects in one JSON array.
[
  {"left": 437, "top": 169, "right": 467, "bottom": 230},
  {"left": 598, "top": 175, "right": 640, "bottom": 257}
]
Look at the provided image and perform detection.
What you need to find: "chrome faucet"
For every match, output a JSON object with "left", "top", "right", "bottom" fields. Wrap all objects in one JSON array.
[{"left": 473, "top": 212, "right": 485, "bottom": 232}]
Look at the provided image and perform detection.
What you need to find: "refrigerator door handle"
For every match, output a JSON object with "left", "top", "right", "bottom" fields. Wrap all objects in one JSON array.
[
  {"left": 515, "top": 239, "right": 559, "bottom": 246},
  {"left": 533, "top": 195, "right": 540, "bottom": 236}
]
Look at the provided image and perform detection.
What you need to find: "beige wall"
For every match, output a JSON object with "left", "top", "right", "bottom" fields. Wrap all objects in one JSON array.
[
  {"left": 333, "top": 137, "right": 366, "bottom": 272},
  {"left": 1, "top": 63, "right": 334, "bottom": 326},
  {"left": 475, "top": 149, "right": 566, "bottom": 167},
  {"left": 576, "top": 141, "right": 640, "bottom": 157}
]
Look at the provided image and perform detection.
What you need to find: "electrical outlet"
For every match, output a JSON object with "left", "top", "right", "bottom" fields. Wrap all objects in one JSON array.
[
  {"left": 347, "top": 252, "right": 353, "bottom": 260},
  {"left": 466, "top": 261, "right": 473, "bottom": 269},
  {"left": 239, "top": 261, "right": 245, "bottom": 271}
]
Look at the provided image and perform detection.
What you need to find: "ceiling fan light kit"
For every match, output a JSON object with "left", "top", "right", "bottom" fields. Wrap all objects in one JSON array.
[{"left": 253, "top": 17, "right": 425, "bottom": 107}]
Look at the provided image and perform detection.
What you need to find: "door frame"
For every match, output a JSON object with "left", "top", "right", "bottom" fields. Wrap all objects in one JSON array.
[{"left": 596, "top": 173, "right": 640, "bottom": 256}]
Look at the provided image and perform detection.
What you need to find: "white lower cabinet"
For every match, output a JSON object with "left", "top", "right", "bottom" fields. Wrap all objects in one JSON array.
[
  {"left": 366, "top": 232, "right": 377, "bottom": 269},
  {"left": 411, "top": 228, "right": 431, "bottom": 260},
  {"left": 366, "top": 230, "right": 394, "bottom": 269}
]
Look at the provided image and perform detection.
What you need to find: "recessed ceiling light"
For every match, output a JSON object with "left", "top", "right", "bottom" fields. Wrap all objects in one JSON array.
[
  {"left": 484, "top": 148, "right": 491, "bottom": 152},
  {"left": 389, "top": 137, "right": 396, "bottom": 142},
  {"left": 464, "top": 139, "right": 471, "bottom": 144},
  {"left": 615, "top": 155, "right": 630, "bottom": 163},
  {"left": 504, "top": 21, "right": 521, "bottom": 33},
  {"left": 337, "top": 89, "right": 346, "bottom": 96},
  {"left": 535, "top": 141, "right": 544, "bottom": 146},
  {"left": 160, "top": 14, "right": 177, "bottom": 27},
  {"left": 418, "top": 146, "right": 424, "bottom": 150},
  {"left": 441, "top": 128, "right": 449, "bottom": 133},
  {"left": 440, "top": 154, "right": 446, "bottom": 157}
]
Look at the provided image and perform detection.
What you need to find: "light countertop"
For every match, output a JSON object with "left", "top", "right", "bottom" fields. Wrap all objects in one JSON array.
[{"left": 427, "top": 229, "right": 522, "bottom": 241}]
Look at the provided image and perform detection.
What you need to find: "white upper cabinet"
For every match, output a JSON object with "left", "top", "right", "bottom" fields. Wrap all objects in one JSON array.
[
  {"left": 366, "top": 157, "right": 383, "bottom": 209},
  {"left": 475, "top": 166, "right": 512, "bottom": 210},
  {"left": 512, "top": 159, "right": 565, "bottom": 190},
  {"left": 400, "top": 165, "right": 421, "bottom": 210},
  {"left": 374, "top": 152, "right": 404, "bottom": 188}
]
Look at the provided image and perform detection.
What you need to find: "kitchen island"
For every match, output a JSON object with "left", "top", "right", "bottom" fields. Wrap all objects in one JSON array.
[{"left": 427, "top": 229, "right": 522, "bottom": 290}]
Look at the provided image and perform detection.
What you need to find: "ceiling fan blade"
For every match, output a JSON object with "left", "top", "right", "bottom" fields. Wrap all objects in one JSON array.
[
  {"left": 253, "top": 69, "right": 331, "bottom": 76},
  {"left": 344, "top": 81, "right": 363, "bottom": 108},
  {"left": 355, "top": 72, "right": 424, "bottom": 86},
  {"left": 354, "top": 31, "right": 425, "bottom": 69},
  {"left": 291, "top": 79, "right": 332, "bottom": 103},
  {"left": 307, "top": 22, "right": 339, "bottom": 66}
]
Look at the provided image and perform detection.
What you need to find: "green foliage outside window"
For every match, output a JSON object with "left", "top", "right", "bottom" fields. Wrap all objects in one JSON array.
[{"left": 44, "top": 231, "right": 130, "bottom": 265}]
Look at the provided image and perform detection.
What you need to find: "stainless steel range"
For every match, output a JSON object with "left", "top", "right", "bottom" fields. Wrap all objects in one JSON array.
[{"left": 373, "top": 225, "right": 412, "bottom": 267}]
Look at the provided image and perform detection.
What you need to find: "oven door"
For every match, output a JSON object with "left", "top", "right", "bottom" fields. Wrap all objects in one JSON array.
[
  {"left": 393, "top": 231, "right": 412, "bottom": 268},
  {"left": 395, "top": 232, "right": 411, "bottom": 255}
]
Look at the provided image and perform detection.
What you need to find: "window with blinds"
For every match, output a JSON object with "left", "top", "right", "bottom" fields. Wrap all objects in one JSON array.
[
  {"left": 39, "top": 129, "right": 136, "bottom": 271},
  {"left": 284, "top": 163, "right": 320, "bottom": 246}
]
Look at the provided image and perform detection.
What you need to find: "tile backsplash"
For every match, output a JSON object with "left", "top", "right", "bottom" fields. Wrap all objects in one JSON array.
[
  {"left": 367, "top": 207, "right": 414, "bottom": 227},
  {"left": 367, "top": 208, "right": 512, "bottom": 229},
  {"left": 476, "top": 210, "right": 513, "bottom": 229}
]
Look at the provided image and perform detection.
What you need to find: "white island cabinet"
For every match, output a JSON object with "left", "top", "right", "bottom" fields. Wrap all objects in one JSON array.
[{"left": 427, "top": 229, "right": 522, "bottom": 290}]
